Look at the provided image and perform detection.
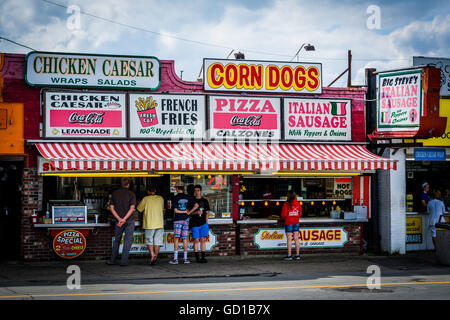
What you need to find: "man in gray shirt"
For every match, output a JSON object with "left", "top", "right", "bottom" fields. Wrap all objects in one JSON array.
[{"left": 106, "top": 178, "right": 136, "bottom": 266}]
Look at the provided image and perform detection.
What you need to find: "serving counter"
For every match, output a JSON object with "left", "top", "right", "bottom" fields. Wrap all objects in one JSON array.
[{"left": 406, "top": 212, "right": 450, "bottom": 251}]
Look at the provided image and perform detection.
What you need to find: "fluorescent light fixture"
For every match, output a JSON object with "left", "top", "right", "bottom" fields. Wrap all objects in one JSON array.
[
  {"left": 41, "top": 172, "right": 162, "bottom": 178},
  {"left": 157, "top": 171, "right": 255, "bottom": 175},
  {"left": 273, "top": 172, "right": 361, "bottom": 176}
]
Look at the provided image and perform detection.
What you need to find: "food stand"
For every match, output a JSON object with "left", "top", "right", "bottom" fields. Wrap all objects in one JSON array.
[{"left": 2, "top": 52, "right": 397, "bottom": 261}]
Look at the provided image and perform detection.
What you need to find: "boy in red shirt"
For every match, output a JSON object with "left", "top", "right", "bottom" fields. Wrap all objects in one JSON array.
[{"left": 281, "top": 190, "right": 302, "bottom": 261}]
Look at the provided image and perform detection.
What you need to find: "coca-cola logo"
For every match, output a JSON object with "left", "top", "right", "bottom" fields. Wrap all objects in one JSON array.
[
  {"left": 230, "top": 115, "right": 262, "bottom": 127},
  {"left": 68, "top": 112, "right": 105, "bottom": 124}
]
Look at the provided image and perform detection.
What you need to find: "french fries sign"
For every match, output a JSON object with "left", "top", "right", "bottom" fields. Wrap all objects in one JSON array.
[
  {"left": 129, "top": 94, "right": 206, "bottom": 139},
  {"left": 203, "top": 58, "right": 322, "bottom": 94}
]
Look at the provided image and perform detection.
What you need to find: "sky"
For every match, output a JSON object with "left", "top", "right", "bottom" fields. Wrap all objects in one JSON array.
[{"left": 0, "top": 0, "right": 449, "bottom": 87}]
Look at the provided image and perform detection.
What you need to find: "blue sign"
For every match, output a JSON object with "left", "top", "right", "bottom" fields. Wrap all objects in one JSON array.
[{"left": 414, "top": 148, "right": 446, "bottom": 161}]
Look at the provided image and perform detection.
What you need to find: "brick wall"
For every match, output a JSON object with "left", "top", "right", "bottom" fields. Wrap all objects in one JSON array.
[
  {"left": 238, "top": 222, "right": 364, "bottom": 255},
  {"left": 21, "top": 168, "right": 50, "bottom": 261}
]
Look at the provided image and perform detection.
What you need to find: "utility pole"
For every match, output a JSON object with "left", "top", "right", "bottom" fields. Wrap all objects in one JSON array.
[{"left": 347, "top": 50, "right": 352, "bottom": 87}]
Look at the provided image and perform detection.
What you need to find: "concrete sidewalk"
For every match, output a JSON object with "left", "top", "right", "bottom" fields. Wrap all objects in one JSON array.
[{"left": 0, "top": 251, "right": 448, "bottom": 286}]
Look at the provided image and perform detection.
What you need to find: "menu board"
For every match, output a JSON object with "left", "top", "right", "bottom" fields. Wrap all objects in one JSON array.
[
  {"left": 208, "top": 95, "right": 281, "bottom": 140},
  {"left": 377, "top": 69, "right": 422, "bottom": 132},
  {"left": 44, "top": 91, "right": 127, "bottom": 138},
  {"left": 129, "top": 94, "right": 205, "bottom": 139},
  {"left": 284, "top": 98, "right": 351, "bottom": 141}
]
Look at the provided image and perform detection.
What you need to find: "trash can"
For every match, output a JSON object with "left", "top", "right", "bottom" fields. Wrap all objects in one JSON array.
[{"left": 435, "top": 215, "right": 450, "bottom": 266}]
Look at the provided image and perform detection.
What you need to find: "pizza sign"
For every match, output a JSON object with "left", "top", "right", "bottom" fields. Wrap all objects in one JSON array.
[{"left": 53, "top": 229, "right": 87, "bottom": 259}]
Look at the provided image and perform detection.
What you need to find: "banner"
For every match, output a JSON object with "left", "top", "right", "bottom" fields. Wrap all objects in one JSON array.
[
  {"left": 117, "top": 230, "right": 217, "bottom": 254},
  {"left": 284, "top": 98, "right": 351, "bottom": 141},
  {"left": 377, "top": 69, "right": 422, "bottom": 132},
  {"left": 208, "top": 95, "right": 281, "bottom": 140},
  {"left": 129, "top": 94, "right": 205, "bottom": 139},
  {"left": 44, "top": 91, "right": 127, "bottom": 138},
  {"left": 254, "top": 227, "right": 348, "bottom": 249},
  {"left": 26, "top": 51, "right": 160, "bottom": 90},
  {"left": 204, "top": 58, "right": 322, "bottom": 94}
]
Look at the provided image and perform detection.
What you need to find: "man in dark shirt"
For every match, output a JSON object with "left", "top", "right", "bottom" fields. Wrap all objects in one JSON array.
[
  {"left": 169, "top": 182, "right": 198, "bottom": 264},
  {"left": 190, "top": 185, "right": 211, "bottom": 263},
  {"left": 106, "top": 178, "right": 136, "bottom": 266}
]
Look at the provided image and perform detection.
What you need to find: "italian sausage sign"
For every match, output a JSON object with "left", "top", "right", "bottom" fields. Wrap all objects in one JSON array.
[
  {"left": 284, "top": 98, "right": 351, "bottom": 141},
  {"left": 208, "top": 96, "right": 281, "bottom": 140},
  {"left": 377, "top": 69, "right": 423, "bottom": 132}
]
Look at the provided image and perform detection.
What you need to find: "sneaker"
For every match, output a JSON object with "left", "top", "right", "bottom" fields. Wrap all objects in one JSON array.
[
  {"left": 294, "top": 255, "right": 301, "bottom": 260},
  {"left": 168, "top": 259, "right": 178, "bottom": 265},
  {"left": 199, "top": 257, "right": 208, "bottom": 263},
  {"left": 283, "top": 256, "right": 293, "bottom": 261},
  {"left": 183, "top": 259, "right": 191, "bottom": 264}
]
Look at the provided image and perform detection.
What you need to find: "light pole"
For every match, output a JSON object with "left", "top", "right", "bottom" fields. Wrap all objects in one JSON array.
[{"left": 291, "top": 43, "right": 315, "bottom": 62}]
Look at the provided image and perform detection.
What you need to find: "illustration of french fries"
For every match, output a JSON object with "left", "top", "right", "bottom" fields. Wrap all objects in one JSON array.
[{"left": 135, "top": 96, "right": 158, "bottom": 111}]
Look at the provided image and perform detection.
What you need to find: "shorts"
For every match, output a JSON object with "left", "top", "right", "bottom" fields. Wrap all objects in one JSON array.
[
  {"left": 145, "top": 228, "right": 164, "bottom": 246},
  {"left": 173, "top": 219, "right": 190, "bottom": 239},
  {"left": 430, "top": 225, "right": 437, "bottom": 238},
  {"left": 192, "top": 223, "right": 209, "bottom": 239},
  {"left": 285, "top": 223, "right": 300, "bottom": 233}
]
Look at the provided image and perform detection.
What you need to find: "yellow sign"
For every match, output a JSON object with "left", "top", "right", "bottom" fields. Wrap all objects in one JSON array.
[
  {"left": 416, "top": 99, "right": 450, "bottom": 146},
  {"left": 406, "top": 216, "right": 422, "bottom": 244}
]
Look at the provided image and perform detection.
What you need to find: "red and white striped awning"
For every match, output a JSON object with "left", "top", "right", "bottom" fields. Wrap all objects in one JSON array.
[{"left": 35, "top": 142, "right": 397, "bottom": 172}]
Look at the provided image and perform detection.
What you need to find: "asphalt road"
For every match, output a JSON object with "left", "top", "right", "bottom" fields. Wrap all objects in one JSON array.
[{"left": 1, "top": 269, "right": 449, "bottom": 300}]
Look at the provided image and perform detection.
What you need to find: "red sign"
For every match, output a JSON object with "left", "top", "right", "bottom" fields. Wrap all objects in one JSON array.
[
  {"left": 53, "top": 229, "right": 87, "bottom": 259},
  {"left": 208, "top": 96, "right": 281, "bottom": 140}
]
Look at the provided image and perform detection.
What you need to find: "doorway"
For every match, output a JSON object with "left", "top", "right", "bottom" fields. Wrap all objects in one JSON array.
[{"left": 0, "top": 161, "right": 24, "bottom": 261}]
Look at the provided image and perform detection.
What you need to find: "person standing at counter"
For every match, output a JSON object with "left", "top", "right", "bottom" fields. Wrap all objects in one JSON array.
[
  {"left": 420, "top": 182, "right": 430, "bottom": 212},
  {"left": 106, "top": 178, "right": 137, "bottom": 267},
  {"left": 191, "top": 185, "right": 210, "bottom": 263},
  {"left": 137, "top": 184, "right": 164, "bottom": 266},
  {"left": 281, "top": 190, "right": 302, "bottom": 261},
  {"left": 169, "top": 182, "right": 198, "bottom": 265},
  {"left": 427, "top": 189, "right": 446, "bottom": 250}
]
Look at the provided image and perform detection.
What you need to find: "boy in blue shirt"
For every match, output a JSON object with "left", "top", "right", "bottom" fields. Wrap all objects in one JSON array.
[{"left": 169, "top": 182, "right": 198, "bottom": 264}]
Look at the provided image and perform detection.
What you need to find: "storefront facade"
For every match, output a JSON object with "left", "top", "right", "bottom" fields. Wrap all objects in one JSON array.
[
  {"left": 1, "top": 52, "right": 396, "bottom": 261},
  {"left": 368, "top": 63, "right": 449, "bottom": 254}
]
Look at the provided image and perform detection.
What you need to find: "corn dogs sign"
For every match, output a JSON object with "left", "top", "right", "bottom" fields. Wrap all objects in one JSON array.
[{"left": 203, "top": 59, "right": 322, "bottom": 94}]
